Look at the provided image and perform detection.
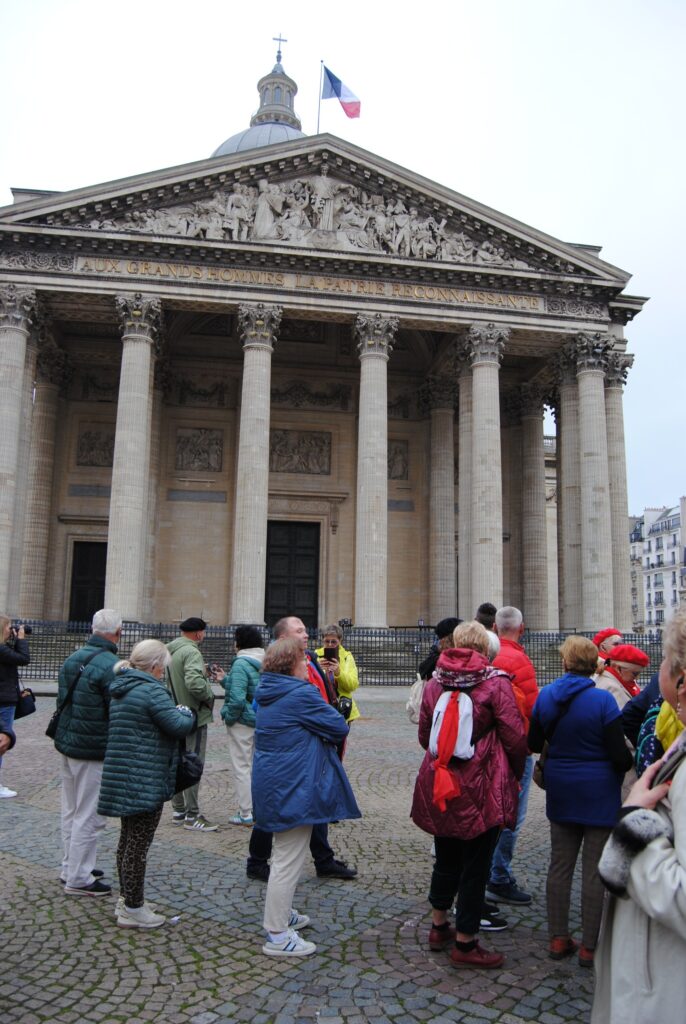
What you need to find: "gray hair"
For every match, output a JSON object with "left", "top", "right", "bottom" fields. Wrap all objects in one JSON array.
[
  {"left": 92, "top": 608, "right": 123, "bottom": 635},
  {"left": 486, "top": 631, "right": 501, "bottom": 661},
  {"left": 495, "top": 606, "right": 523, "bottom": 632},
  {"left": 115, "top": 639, "right": 170, "bottom": 676},
  {"left": 322, "top": 623, "right": 343, "bottom": 640}
]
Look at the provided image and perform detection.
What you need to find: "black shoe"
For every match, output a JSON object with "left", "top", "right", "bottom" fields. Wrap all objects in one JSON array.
[
  {"left": 316, "top": 858, "right": 357, "bottom": 880},
  {"left": 60, "top": 869, "right": 104, "bottom": 885},
  {"left": 64, "top": 879, "right": 112, "bottom": 897},
  {"left": 246, "top": 863, "right": 270, "bottom": 882},
  {"left": 480, "top": 902, "right": 508, "bottom": 931},
  {"left": 485, "top": 881, "right": 532, "bottom": 905}
]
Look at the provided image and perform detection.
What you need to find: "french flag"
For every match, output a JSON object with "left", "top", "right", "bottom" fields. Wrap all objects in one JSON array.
[{"left": 321, "top": 66, "right": 361, "bottom": 119}]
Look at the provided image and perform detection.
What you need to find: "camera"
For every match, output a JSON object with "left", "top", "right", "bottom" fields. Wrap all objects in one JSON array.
[
  {"left": 11, "top": 622, "right": 32, "bottom": 637},
  {"left": 337, "top": 696, "right": 353, "bottom": 721}
]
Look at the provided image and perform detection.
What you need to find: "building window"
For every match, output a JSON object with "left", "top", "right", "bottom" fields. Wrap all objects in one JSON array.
[
  {"left": 656, "top": 610, "right": 665, "bottom": 624},
  {"left": 646, "top": 577, "right": 651, "bottom": 589},
  {"left": 655, "top": 591, "right": 664, "bottom": 606},
  {"left": 656, "top": 537, "right": 663, "bottom": 550},
  {"left": 673, "top": 552, "right": 677, "bottom": 564}
]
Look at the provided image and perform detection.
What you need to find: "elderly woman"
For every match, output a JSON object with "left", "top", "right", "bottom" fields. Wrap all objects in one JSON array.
[
  {"left": 594, "top": 643, "right": 650, "bottom": 711},
  {"left": 592, "top": 610, "right": 686, "bottom": 1022},
  {"left": 529, "top": 635, "right": 633, "bottom": 967},
  {"left": 0, "top": 616, "right": 30, "bottom": 798},
  {"left": 98, "top": 640, "right": 195, "bottom": 929},
  {"left": 315, "top": 623, "right": 360, "bottom": 723},
  {"left": 253, "top": 637, "right": 361, "bottom": 957},
  {"left": 411, "top": 620, "right": 527, "bottom": 969}
]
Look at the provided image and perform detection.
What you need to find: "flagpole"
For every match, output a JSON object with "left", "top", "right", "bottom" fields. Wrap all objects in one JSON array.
[{"left": 317, "top": 60, "right": 323, "bottom": 134}]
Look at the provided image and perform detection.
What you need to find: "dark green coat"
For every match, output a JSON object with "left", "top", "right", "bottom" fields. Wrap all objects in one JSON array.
[
  {"left": 54, "top": 635, "right": 119, "bottom": 761},
  {"left": 98, "top": 668, "right": 195, "bottom": 817}
]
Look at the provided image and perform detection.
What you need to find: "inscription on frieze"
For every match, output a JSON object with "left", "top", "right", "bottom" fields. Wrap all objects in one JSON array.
[
  {"left": 269, "top": 430, "right": 331, "bottom": 475},
  {"left": 76, "top": 428, "right": 115, "bottom": 467},
  {"left": 175, "top": 428, "right": 224, "bottom": 472}
]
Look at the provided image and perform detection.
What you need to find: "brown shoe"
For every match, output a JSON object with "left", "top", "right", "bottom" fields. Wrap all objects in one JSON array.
[
  {"left": 428, "top": 923, "right": 456, "bottom": 951},
  {"left": 549, "top": 936, "right": 578, "bottom": 960},
  {"left": 450, "top": 941, "right": 504, "bottom": 969},
  {"left": 578, "top": 944, "right": 595, "bottom": 968}
]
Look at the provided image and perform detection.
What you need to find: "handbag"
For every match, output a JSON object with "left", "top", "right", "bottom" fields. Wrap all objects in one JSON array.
[
  {"left": 15, "top": 685, "right": 36, "bottom": 720},
  {"left": 406, "top": 673, "right": 426, "bottom": 724},
  {"left": 46, "top": 649, "right": 103, "bottom": 739},
  {"left": 167, "top": 676, "right": 204, "bottom": 793},
  {"left": 532, "top": 741, "right": 548, "bottom": 790}
]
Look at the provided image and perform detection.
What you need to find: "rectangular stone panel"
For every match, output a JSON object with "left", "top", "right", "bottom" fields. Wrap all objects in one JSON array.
[
  {"left": 76, "top": 427, "right": 115, "bottom": 467},
  {"left": 175, "top": 428, "right": 224, "bottom": 472},
  {"left": 69, "top": 484, "right": 112, "bottom": 498},
  {"left": 269, "top": 429, "right": 331, "bottom": 475},
  {"left": 166, "top": 489, "right": 227, "bottom": 502},
  {"left": 388, "top": 499, "right": 415, "bottom": 511}
]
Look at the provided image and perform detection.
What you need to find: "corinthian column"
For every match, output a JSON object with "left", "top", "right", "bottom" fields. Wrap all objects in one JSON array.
[
  {"left": 520, "top": 384, "right": 549, "bottom": 628},
  {"left": 555, "top": 349, "right": 582, "bottom": 628},
  {"left": 605, "top": 352, "right": 634, "bottom": 631},
  {"left": 230, "top": 303, "right": 282, "bottom": 623},
  {"left": 7, "top": 323, "right": 39, "bottom": 610},
  {"left": 354, "top": 313, "right": 398, "bottom": 627},
  {"left": 19, "top": 332, "right": 69, "bottom": 617},
  {"left": 424, "top": 375, "right": 457, "bottom": 623},
  {"left": 0, "top": 285, "right": 36, "bottom": 610},
  {"left": 469, "top": 322, "right": 508, "bottom": 609},
  {"left": 455, "top": 342, "right": 473, "bottom": 619},
  {"left": 105, "top": 293, "right": 161, "bottom": 620},
  {"left": 574, "top": 332, "right": 614, "bottom": 630}
]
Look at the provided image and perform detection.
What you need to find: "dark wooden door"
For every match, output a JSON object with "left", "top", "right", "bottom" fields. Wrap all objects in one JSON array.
[
  {"left": 69, "top": 542, "right": 107, "bottom": 622},
  {"left": 265, "top": 521, "right": 320, "bottom": 628}
]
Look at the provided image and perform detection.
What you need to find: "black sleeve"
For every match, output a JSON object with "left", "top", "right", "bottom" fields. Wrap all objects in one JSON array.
[
  {"left": 622, "top": 673, "right": 660, "bottom": 747},
  {"left": 527, "top": 716, "right": 546, "bottom": 753},
  {"left": 603, "top": 717, "right": 634, "bottom": 772},
  {"left": 0, "top": 640, "right": 30, "bottom": 667}
]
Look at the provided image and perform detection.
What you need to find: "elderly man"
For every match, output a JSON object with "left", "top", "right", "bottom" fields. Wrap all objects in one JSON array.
[
  {"left": 485, "top": 606, "right": 538, "bottom": 907},
  {"left": 592, "top": 628, "right": 623, "bottom": 661},
  {"left": 54, "top": 608, "right": 122, "bottom": 895},
  {"left": 167, "top": 616, "right": 217, "bottom": 832},
  {"left": 247, "top": 615, "right": 357, "bottom": 882}
]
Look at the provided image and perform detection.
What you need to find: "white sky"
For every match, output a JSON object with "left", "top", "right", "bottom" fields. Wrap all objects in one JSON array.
[{"left": 1, "top": 0, "right": 684, "bottom": 514}]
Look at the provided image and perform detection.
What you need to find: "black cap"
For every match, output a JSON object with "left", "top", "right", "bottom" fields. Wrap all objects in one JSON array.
[{"left": 179, "top": 617, "right": 207, "bottom": 632}]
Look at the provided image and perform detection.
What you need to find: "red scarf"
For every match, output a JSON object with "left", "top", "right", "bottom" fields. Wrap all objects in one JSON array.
[
  {"left": 605, "top": 665, "right": 640, "bottom": 698},
  {"left": 432, "top": 691, "right": 462, "bottom": 811}
]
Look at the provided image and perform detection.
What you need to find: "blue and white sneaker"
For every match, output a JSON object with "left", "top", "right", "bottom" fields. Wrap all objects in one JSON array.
[
  {"left": 262, "top": 928, "right": 316, "bottom": 957},
  {"left": 288, "top": 908, "right": 310, "bottom": 929}
]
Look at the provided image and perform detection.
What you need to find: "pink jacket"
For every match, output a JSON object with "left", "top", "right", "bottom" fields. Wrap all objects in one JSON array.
[{"left": 410, "top": 647, "right": 527, "bottom": 839}]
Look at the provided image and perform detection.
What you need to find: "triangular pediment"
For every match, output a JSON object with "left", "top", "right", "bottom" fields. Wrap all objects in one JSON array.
[{"left": 0, "top": 135, "right": 630, "bottom": 287}]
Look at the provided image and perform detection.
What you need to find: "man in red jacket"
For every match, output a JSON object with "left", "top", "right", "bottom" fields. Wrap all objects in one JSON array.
[{"left": 485, "top": 606, "right": 538, "bottom": 906}]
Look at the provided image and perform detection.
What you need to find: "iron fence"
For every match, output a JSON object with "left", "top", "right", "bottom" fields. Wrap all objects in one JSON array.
[{"left": 10, "top": 620, "right": 665, "bottom": 688}]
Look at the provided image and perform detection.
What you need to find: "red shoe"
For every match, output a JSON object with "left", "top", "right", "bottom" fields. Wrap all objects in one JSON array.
[
  {"left": 428, "top": 923, "right": 456, "bottom": 951},
  {"left": 549, "top": 936, "right": 578, "bottom": 960},
  {"left": 450, "top": 941, "right": 504, "bottom": 968},
  {"left": 578, "top": 944, "right": 595, "bottom": 968}
]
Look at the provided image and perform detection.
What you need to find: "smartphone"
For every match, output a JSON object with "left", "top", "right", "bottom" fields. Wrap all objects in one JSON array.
[{"left": 323, "top": 647, "right": 339, "bottom": 661}]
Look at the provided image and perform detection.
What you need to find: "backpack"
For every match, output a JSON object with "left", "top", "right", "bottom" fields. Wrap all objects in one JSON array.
[
  {"left": 406, "top": 673, "right": 425, "bottom": 724},
  {"left": 428, "top": 690, "right": 475, "bottom": 760}
]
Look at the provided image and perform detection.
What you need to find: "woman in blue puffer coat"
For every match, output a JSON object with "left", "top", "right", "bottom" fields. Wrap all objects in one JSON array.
[
  {"left": 253, "top": 636, "right": 361, "bottom": 957},
  {"left": 98, "top": 639, "right": 195, "bottom": 930}
]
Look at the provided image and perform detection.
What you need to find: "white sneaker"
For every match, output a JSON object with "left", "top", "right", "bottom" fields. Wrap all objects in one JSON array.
[
  {"left": 288, "top": 908, "right": 310, "bottom": 929},
  {"left": 115, "top": 896, "right": 125, "bottom": 918},
  {"left": 0, "top": 785, "right": 17, "bottom": 798},
  {"left": 263, "top": 928, "right": 316, "bottom": 957},
  {"left": 117, "top": 904, "right": 165, "bottom": 929}
]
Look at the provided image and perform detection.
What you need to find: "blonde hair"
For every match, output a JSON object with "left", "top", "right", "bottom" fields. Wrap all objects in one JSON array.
[
  {"left": 0, "top": 615, "right": 10, "bottom": 637},
  {"left": 663, "top": 610, "right": 686, "bottom": 676},
  {"left": 560, "top": 635, "right": 598, "bottom": 676},
  {"left": 452, "top": 620, "right": 490, "bottom": 656},
  {"left": 115, "top": 639, "right": 170, "bottom": 676}
]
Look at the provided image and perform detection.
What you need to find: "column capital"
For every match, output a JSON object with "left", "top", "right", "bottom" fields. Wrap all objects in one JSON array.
[
  {"left": 0, "top": 284, "right": 36, "bottom": 332},
  {"left": 420, "top": 375, "right": 456, "bottom": 413},
  {"left": 604, "top": 351, "right": 634, "bottom": 389},
  {"left": 569, "top": 330, "right": 612, "bottom": 373},
  {"left": 355, "top": 312, "right": 398, "bottom": 359},
  {"left": 468, "top": 322, "right": 508, "bottom": 365},
  {"left": 503, "top": 382, "right": 545, "bottom": 424},
  {"left": 451, "top": 335, "right": 474, "bottom": 377},
  {"left": 237, "top": 302, "right": 282, "bottom": 350},
  {"left": 115, "top": 292, "right": 161, "bottom": 345},
  {"left": 553, "top": 346, "right": 578, "bottom": 387}
]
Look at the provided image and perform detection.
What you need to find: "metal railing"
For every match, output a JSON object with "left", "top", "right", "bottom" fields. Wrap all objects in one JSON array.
[{"left": 10, "top": 620, "right": 665, "bottom": 688}]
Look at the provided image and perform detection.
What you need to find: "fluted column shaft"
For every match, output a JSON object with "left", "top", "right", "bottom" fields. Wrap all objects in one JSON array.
[
  {"left": 354, "top": 314, "right": 397, "bottom": 627},
  {"left": 0, "top": 285, "right": 36, "bottom": 610},
  {"left": 144, "top": 361, "right": 167, "bottom": 620},
  {"left": 456, "top": 352, "right": 473, "bottom": 620},
  {"left": 469, "top": 323, "right": 507, "bottom": 609},
  {"left": 426, "top": 378, "right": 456, "bottom": 622},
  {"left": 605, "top": 353, "right": 634, "bottom": 630},
  {"left": 556, "top": 355, "right": 582, "bottom": 629},
  {"left": 230, "top": 304, "right": 282, "bottom": 624},
  {"left": 105, "top": 294, "right": 161, "bottom": 620},
  {"left": 7, "top": 334, "right": 39, "bottom": 609},
  {"left": 520, "top": 387, "right": 549, "bottom": 628},
  {"left": 575, "top": 333, "right": 614, "bottom": 630}
]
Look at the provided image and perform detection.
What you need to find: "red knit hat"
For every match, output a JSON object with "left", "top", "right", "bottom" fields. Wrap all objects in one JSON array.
[
  {"left": 606, "top": 644, "right": 650, "bottom": 669},
  {"left": 592, "top": 627, "right": 622, "bottom": 649}
]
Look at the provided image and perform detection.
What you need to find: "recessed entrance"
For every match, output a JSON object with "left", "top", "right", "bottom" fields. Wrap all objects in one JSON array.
[
  {"left": 265, "top": 521, "right": 320, "bottom": 628},
  {"left": 69, "top": 541, "right": 107, "bottom": 622}
]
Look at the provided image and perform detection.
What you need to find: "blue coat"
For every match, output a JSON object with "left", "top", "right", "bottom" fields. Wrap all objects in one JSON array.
[
  {"left": 252, "top": 670, "right": 361, "bottom": 832},
  {"left": 531, "top": 672, "right": 624, "bottom": 827}
]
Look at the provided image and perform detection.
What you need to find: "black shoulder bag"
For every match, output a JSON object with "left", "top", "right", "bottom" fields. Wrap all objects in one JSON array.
[
  {"left": 46, "top": 649, "right": 103, "bottom": 739},
  {"left": 167, "top": 677, "right": 203, "bottom": 793}
]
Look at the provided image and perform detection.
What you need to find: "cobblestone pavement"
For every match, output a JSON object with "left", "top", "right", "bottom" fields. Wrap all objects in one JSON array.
[{"left": 3, "top": 688, "right": 595, "bottom": 1024}]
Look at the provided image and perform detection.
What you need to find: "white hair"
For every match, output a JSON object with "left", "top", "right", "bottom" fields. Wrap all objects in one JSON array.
[
  {"left": 114, "top": 639, "right": 170, "bottom": 676},
  {"left": 92, "top": 608, "right": 123, "bottom": 635},
  {"left": 495, "top": 606, "right": 523, "bottom": 632},
  {"left": 487, "top": 631, "right": 501, "bottom": 661}
]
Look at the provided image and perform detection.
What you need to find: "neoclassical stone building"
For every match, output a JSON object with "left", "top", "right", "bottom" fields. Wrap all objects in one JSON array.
[{"left": 0, "top": 55, "right": 645, "bottom": 630}]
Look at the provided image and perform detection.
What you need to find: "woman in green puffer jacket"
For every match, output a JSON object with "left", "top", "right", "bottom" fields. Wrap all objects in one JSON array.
[{"left": 98, "top": 640, "right": 195, "bottom": 930}]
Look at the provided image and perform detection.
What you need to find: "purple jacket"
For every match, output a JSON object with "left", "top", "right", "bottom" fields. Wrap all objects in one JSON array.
[{"left": 410, "top": 647, "right": 527, "bottom": 839}]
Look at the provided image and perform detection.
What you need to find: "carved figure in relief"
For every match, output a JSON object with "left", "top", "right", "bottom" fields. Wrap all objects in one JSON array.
[
  {"left": 388, "top": 441, "right": 409, "bottom": 481},
  {"left": 175, "top": 428, "right": 223, "bottom": 472},
  {"left": 279, "top": 194, "right": 311, "bottom": 241},
  {"left": 304, "top": 165, "right": 338, "bottom": 232},
  {"left": 223, "top": 184, "right": 252, "bottom": 241},
  {"left": 269, "top": 430, "right": 331, "bottom": 475},
  {"left": 77, "top": 430, "right": 115, "bottom": 467},
  {"left": 253, "top": 179, "right": 284, "bottom": 240}
]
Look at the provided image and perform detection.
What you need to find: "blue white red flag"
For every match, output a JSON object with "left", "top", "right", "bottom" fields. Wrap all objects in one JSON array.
[{"left": 321, "top": 66, "right": 361, "bottom": 119}]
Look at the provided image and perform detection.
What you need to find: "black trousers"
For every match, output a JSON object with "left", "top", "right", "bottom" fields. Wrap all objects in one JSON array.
[
  {"left": 248, "top": 822, "right": 334, "bottom": 870},
  {"left": 429, "top": 827, "right": 500, "bottom": 936}
]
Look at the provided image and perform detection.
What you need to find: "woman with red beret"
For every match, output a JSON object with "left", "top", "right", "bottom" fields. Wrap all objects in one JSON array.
[{"left": 595, "top": 644, "right": 650, "bottom": 711}]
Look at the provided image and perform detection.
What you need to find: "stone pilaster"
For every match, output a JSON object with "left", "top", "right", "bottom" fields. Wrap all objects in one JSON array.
[
  {"left": 0, "top": 285, "right": 36, "bottom": 610},
  {"left": 19, "top": 330, "right": 70, "bottom": 617},
  {"left": 455, "top": 342, "right": 473, "bottom": 619},
  {"left": 469, "top": 322, "right": 507, "bottom": 609},
  {"left": 423, "top": 376, "right": 457, "bottom": 623},
  {"left": 573, "top": 331, "right": 614, "bottom": 630},
  {"left": 605, "top": 351, "right": 634, "bottom": 630},
  {"left": 519, "top": 384, "right": 549, "bottom": 628},
  {"left": 354, "top": 312, "right": 398, "bottom": 627},
  {"left": 105, "top": 293, "right": 161, "bottom": 620},
  {"left": 230, "top": 303, "right": 282, "bottom": 623}
]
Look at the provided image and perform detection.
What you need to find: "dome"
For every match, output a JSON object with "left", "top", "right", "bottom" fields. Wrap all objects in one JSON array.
[{"left": 211, "top": 50, "right": 305, "bottom": 158}]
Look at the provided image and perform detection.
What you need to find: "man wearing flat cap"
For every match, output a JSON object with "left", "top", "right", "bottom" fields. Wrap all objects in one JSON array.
[{"left": 166, "top": 617, "right": 217, "bottom": 831}]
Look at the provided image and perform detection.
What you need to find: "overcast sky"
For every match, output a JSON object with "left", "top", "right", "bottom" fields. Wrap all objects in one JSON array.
[{"left": 1, "top": 0, "right": 683, "bottom": 514}]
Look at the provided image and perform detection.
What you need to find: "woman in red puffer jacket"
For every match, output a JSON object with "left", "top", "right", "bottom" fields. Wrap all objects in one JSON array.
[{"left": 411, "top": 620, "right": 527, "bottom": 969}]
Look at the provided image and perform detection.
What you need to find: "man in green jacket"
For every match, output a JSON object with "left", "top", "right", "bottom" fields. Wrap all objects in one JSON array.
[{"left": 167, "top": 616, "right": 217, "bottom": 831}]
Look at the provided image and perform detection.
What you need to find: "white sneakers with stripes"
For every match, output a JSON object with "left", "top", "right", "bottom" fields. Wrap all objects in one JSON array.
[{"left": 262, "top": 909, "right": 315, "bottom": 956}]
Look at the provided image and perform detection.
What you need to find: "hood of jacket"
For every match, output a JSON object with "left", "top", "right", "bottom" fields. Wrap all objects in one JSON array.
[
  {"left": 166, "top": 635, "right": 199, "bottom": 656},
  {"left": 255, "top": 670, "right": 310, "bottom": 706},
  {"left": 237, "top": 648, "right": 264, "bottom": 666},
  {"left": 535, "top": 671, "right": 595, "bottom": 730},
  {"left": 434, "top": 647, "right": 493, "bottom": 690},
  {"left": 110, "top": 667, "right": 162, "bottom": 699}
]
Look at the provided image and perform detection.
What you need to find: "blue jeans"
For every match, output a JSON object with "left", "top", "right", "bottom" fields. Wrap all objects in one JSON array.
[
  {"left": 0, "top": 703, "right": 16, "bottom": 772},
  {"left": 489, "top": 754, "right": 534, "bottom": 886}
]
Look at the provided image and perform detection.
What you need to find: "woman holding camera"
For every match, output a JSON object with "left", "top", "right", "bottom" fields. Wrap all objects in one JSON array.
[
  {"left": 315, "top": 624, "right": 360, "bottom": 724},
  {"left": 0, "top": 616, "right": 30, "bottom": 798}
]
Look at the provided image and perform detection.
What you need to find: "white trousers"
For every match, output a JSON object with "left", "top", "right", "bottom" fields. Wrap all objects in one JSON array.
[
  {"left": 60, "top": 756, "right": 107, "bottom": 888},
  {"left": 263, "top": 824, "right": 313, "bottom": 934},
  {"left": 225, "top": 722, "right": 255, "bottom": 817}
]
